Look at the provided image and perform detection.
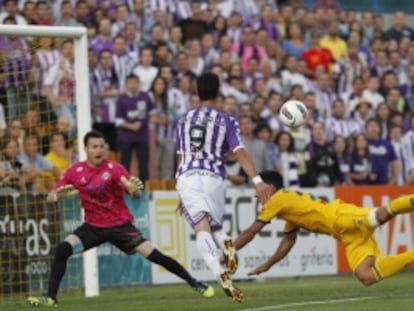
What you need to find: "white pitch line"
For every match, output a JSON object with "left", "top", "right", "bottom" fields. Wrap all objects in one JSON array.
[{"left": 240, "top": 296, "right": 375, "bottom": 311}]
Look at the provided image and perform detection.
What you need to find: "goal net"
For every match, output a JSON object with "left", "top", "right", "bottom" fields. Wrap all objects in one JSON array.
[{"left": 0, "top": 25, "right": 97, "bottom": 301}]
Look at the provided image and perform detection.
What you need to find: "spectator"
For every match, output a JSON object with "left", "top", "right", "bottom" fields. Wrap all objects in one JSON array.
[
  {"left": 44, "top": 40, "right": 76, "bottom": 135},
  {"left": 111, "top": 4, "right": 129, "bottom": 37},
  {"left": 365, "top": 118, "right": 399, "bottom": 185},
  {"left": 74, "top": 0, "right": 93, "bottom": 29},
  {"left": 226, "top": 11, "right": 243, "bottom": 43},
  {"left": 349, "top": 133, "right": 376, "bottom": 185},
  {"left": 231, "top": 24, "right": 266, "bottom": 72},
  {"left": 385, "top": 11, "right": 414, "bottom": 42},
  {"left": 158, "top": 64, "right": 187, "bottom": 115},
  {"left": 280, "top": 55, "right": 309, "bottom": 96},
  {"left": 375, "top": 103, "right": 391, "bottom": 140},
  {"left": 1, "top": 137, "right": 26, "bottom": 192},
  {"left": 239, "top": 116, "right": 272, "bottom": 174},
  {"left": 22, "top": 1, "right": 36, "bottom": 25},
  {"left": 400, "top": 63, "right": 414, "bottom": 110},
  {"left": 303, "top": 121, "right": 343, "bottom": 187},
  {"left": 0, "top": 0, "right": 27, "bottom": 24},
  {"left": 177, "top": 74, "right": 193, "bottom": 109},
  {"left": 211, "top": 15, "right": 227, "bottom": 47},
  {"left": 6, "top": 118, "right": 24, "bottom": 151},
  {"left": 333, "top": 42, "right": 368, "bottom": 94},
  {"left": 124, "top": 22, "right": 141, "bottom": 64},
  {"left": 386, "top": 87, "right": 410, "bottom": 117},
  {"left": 341, "top": 76, "right": 366, "bottom": 114},
  {"left": 313, "top": 0, "right": 342, "bottom": 15},
  {"left": 351, "top": 98, "right": 372, "bottom": 135},
  {"left": 33, "top": 36, "right": 60, "bottom": 124},
  {"left": 389, "top": 50, "right": 408, "bottom": 85},
  {"left": 389, "top": 124, "right": 411, "bottom": 185},
  {"left": 333, "top": 135, "right": 351, "bottom": 185},
  {"left": 91, "top": 49, "right": 121, "bottom": 153},
  {"left": 362, "top": 76, "right": 385, "bottom": 110},
  {"left": 44, "top": 132, "right": 70, "bottom": 181},
  {"left": 301, "top": 30, "right": 333, "bottom": 78},
  {"left": 130, "top": 0, "right": 154, "bottom": 44},
  {"left": 168, "top": 25, "right": 184, "bottom": 55},
  {"left": 222, "top": 95, "right": 237, "bottom": 118},
  {"left": 90, "top": 18, "right": 113, "bottom": 55},
  {"left": 112, "top": 35, "right": 135, "bottom": 91},
  {"left": 234, "top": 0, "right": 258, "bottom": 24},
  {"left": 178, "top": 1, "right": 209, "bottom": 43},
  {"left": 115, "top": 74, "right": 155, "bottom": 181},
  {"left": 401, "top": 112, "right": 414, "bottom": 179},
  {"left": 320, "top": 21, "right": 347, "bottom": 61},
  {"left": 0, "top": 16, "right": 32, "bottom": 120},
  {"left": 311, "top": 72, "right": 336, "bottom": 118},
  {"left": 325, "top": 99, "right": 353, "bottom": 141},
  {"left": 170, "top": 0, "right": 192, "bottom": 22},
  {"left": 254, "top": 122, "right": 279, "bottom": 171},
  {"left": 244, "top": 58, "right": 262, "bottom": 91},
  {"left": 187, "top": 39, "right": 205, "bottom": 77},
  {"left": 256, "top": 4, "right": 279, "bottom": 41},
  {"left": 54, "top": 0, "right": 77, "bottom": 27},
  {"left": 274, "top": 131, "right": 300, "bottom": 187},
  {"left": 361, "top": 11, "right": 375, "bottom": 47},
  {"left": 200, "top": 33, "right": 219, "bottom": 69},
  {"left": 39, "top": 115, "right": 70, "bottom": 155},
  {"left": 224, "top": 150, "right": 248, "bottom": 187},
  {"left": 373, "top": 14, "right": 385, "bottom": 39},
  {"left": 189, "top": 93, "right": 200, "bottom": 109},
  {"left": 146, "top": 24, "right": 166, "bottom": 52},
  {"left": 175, "top": 51, "right": 197, "bottom": 81},
  {"left": 281, "top": 22, "right": 309, "bottom": 59},
  {"left": 149, "top": 76, "right": 176, "bottom": 180},
  {"left": 35, "top": 1, "right": 52, "bottom": 25},
  {"left": 18, "top": 135, "right": 59, "bottom": 192}
]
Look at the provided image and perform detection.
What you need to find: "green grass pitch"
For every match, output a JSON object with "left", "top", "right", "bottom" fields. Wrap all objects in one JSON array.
[{"left": 3, "top": 273, "right": 414, "bottom": 311}]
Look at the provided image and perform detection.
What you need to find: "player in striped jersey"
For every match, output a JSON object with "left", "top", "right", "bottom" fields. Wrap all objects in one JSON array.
[{"left": 175, "top": 73, "right": 272, "bottom": 303}]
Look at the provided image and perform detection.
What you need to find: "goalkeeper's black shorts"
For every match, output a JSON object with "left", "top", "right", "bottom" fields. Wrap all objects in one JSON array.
[{"left": 73, "top": 222, "right": 147, "bottom": 254}]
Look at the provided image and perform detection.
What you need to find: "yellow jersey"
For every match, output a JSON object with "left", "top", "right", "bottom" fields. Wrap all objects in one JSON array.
[
  {"left": 319, "top": 36, "right": 347, "bottom": 61},
  {"left": 257, "top": 189, "right": 340, "bottom": 236}
]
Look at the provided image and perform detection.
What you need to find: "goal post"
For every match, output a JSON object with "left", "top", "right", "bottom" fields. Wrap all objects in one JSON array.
[{"left": 0, "top": 25, "right": 98, "bottom": 298}]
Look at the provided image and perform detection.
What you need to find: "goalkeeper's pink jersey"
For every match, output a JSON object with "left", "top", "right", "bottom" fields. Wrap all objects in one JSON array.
[{"left": 54, "top": 159, "right": 134, "bottom": 228}]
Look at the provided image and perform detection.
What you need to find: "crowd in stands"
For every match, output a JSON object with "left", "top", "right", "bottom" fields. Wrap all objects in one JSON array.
[{"left": 0, "top": 0, "right": 414, "bottom": 194}]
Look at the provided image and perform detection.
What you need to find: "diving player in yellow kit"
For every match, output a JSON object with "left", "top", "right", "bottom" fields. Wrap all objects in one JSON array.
[{"left": 231, "top": 171, "right": 414, "bottom": 286}]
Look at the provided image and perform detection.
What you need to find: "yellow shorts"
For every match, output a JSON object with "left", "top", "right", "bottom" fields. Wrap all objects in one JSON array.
[{"left": 334, "top": 203, "right": 382, "bottom": 271}]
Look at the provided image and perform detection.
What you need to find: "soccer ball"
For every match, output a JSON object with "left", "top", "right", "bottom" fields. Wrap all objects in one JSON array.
[{"left": 279, "top": 100, "right": 308, "bottom": 128}]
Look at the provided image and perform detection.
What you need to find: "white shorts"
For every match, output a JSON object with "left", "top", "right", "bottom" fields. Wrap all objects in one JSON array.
[{"left": 176, "top": 169, "right": 225, "bottom": 229}]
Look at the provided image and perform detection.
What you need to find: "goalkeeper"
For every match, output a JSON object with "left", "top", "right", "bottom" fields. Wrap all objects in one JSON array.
[
  {"left": 231, "top": 170, "right": 414, "bottom": 287},
  {"left": 28, "top": 130, "right": 214, "bottom": 307}
]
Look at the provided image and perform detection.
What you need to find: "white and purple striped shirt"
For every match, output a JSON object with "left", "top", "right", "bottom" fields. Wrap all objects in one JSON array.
[
  {"left": 401, "top": 130, "right": 414, "bottom": 179},
  {"left": 112, "top": 53, "right": 135, "bottom": 90},
  {"left": 176, "top": 106, "right": 244, "bottom": 179},
  {"left": 93, "top": 66, "right": 119, "bottom": 123},
  {"left": 0, "top": 37, "right": 31, "bottom": 88},
  {"left": 279, "top": 152, "right": 299, "bottom": 188},
  {"left": 325, "top": 117, "right": 353, "bottom": 141},
  {"left": 35, "top": 49, "right": 60, "bottom": 96},
  {"left": 391, "top": 140, "right": 410, "bottom": 185}
]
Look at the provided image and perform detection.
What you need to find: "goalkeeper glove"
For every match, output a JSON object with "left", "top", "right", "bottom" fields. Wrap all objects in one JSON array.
[
  {"left": 121, "top": 176, "right": 144, "bottom": 198},
  {"left": 47, "top": 185, "right": 78, "bottom": 202}
]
